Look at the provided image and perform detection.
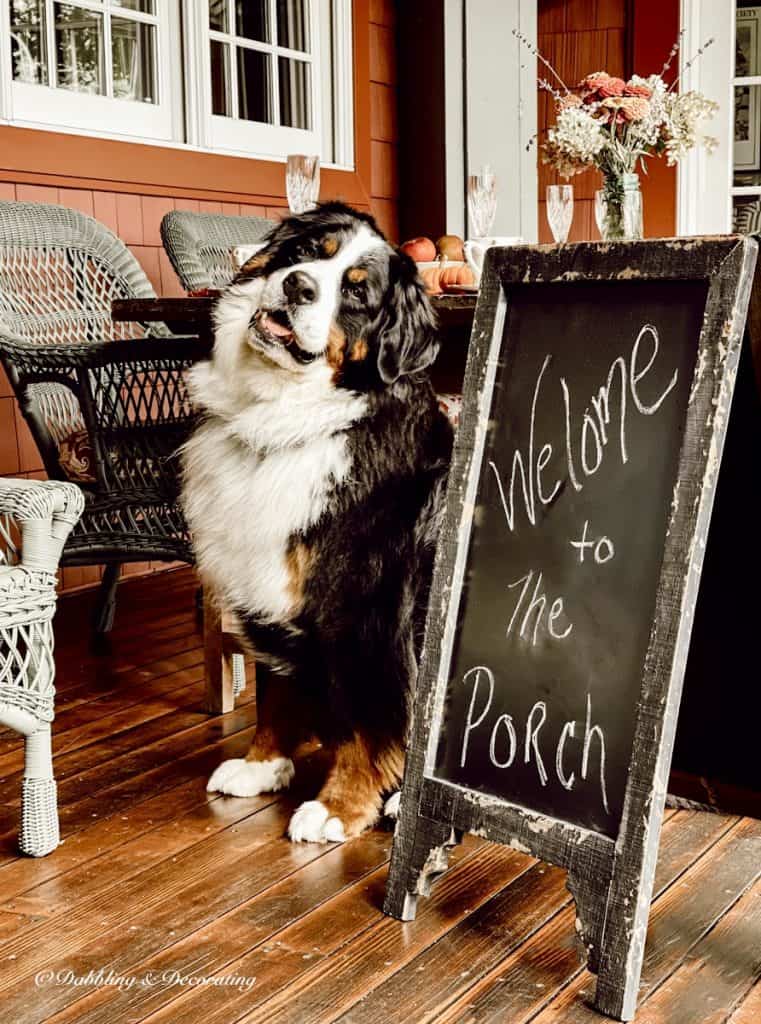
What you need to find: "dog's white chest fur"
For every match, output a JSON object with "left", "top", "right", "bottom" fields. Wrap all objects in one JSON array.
[{"left": 183, "top": 412, "right": 356, "bottom": 623}]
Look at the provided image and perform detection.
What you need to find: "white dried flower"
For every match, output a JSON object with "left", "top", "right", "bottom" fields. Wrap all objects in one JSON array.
[
  {"left": 663, "top": 90, "right": 719, "bottom": 164},
  {"left": 543, "top": 106, "right": 606, "bottom": 177}
]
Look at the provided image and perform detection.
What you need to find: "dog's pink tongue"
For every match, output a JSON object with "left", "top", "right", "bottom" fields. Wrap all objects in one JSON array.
[{"left": 260, "top": 312, "right": 292, "bottom": 338}]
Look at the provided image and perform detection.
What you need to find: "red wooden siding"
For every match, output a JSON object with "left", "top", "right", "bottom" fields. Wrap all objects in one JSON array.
[
  {"left": 537, "top": 0, "right": 628, "bottom": 244},
  {"left": 368, "top": 0, "right": 400, "bottom": 241},
  {"left": 631, "top": 0, "right": 680, "bottom": 238}
]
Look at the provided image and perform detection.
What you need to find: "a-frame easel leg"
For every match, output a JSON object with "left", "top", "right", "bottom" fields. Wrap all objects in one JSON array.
[{"left": 384, "top": 813, "right": 462, "bottom": 921}]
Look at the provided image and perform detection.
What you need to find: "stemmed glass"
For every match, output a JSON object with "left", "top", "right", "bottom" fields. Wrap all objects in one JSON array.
[
  {"left": 467, "top": 165, "right": 497, "bottom": 237},
  {"left": 286, "top": 154, "right": 320, "bottom": 214},
  {"left": 546, "top": 184, "right": 574, "bottom": 244}
]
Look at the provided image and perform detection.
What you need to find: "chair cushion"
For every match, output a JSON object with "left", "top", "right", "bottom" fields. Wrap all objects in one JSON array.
[
  {"left": 58, "top": 429, "right": 96, "bottom": 483},
  {"left": 733, "top": 200, "right": 761, "bottom": 234}
]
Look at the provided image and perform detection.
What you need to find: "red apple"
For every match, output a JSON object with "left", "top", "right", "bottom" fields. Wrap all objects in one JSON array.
[{"left": 400, "top": 237, "right": 436, "bottom": 262}]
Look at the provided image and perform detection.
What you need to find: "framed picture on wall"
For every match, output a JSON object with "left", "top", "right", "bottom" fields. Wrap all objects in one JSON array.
[{"left": 736, "top": 6, "right": 761, "bottom": 171}]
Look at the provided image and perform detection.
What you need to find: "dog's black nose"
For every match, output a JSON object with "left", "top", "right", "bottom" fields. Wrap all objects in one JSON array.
[{"left": 283, "top": 270, "right": 318, "bottom": 305}]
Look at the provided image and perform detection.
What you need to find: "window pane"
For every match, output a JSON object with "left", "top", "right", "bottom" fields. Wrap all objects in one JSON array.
[
  {"left": 278, "top": 56, "right": 311, "bottom": 129},
  {"left": 737, "top": 6, "right": 761, "bottom": 79},
  {"left": 112, "top": 0, "right": 155, "bottom": 12},
  {"left": 734, "top": 83, "right": 761, "bottom": 185},
  {"left": 210, "top": 39, "right": 231, "bottom": 115},
  {"left": 238, "top": 47, "right": 273, "bottom": 123},
  {"left": 10, "top": 0, "right": 49, "bottom": 85},
  {"left": 208, "top": 0, "right": 227, "bottom": 32},
  {"left": 55, "top": 3, "right": 105, "bottom": 95},
  {"left": 112, "top": 17, "right": 156, "bottom": 103},
  {"left": 277, "top": 0, "right": 310, "bottom": 53},
  {"left": 236, "top": 0, "right": 270, "bottom": 43},
  {"left": 116, "top": 0, "right": 155, "bottom": 11}
]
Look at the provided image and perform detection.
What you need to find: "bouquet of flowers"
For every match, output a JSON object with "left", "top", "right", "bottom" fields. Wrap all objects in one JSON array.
[{"left": 517, "top": 32, "right": 718, "bottom": 239}]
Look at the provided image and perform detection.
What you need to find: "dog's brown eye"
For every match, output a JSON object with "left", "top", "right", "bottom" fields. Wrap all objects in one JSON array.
[{"left": 342, "top": 281, "right": 364, "bottom": 299}]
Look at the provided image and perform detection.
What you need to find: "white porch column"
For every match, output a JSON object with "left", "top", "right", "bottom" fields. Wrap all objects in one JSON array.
[
  {"left": 444, "top": 0, "right": 538, "bottom": 242},
  {"left": 677, "top": 0, "right": 735, "bottom": 235}
]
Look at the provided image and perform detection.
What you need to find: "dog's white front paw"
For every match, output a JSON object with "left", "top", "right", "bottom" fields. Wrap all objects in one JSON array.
[
  {"left": 287, "top": 800, "right": 347, "bottom": 844},
  {"left": 206, "top": 756, "right": 295, "bottom": 796},
  {"left": 383, "top": 791, "right": 401, "bottom": 818}
]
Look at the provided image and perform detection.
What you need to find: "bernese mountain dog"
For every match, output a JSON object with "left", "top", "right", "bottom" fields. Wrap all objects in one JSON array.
[{"left": 182, "top": 202, "right": 453, "bottom": 843}]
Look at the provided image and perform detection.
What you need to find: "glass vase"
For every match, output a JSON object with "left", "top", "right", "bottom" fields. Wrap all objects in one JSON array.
[{"left": 594, "top": 173, "right": 643, "bottom": 241}]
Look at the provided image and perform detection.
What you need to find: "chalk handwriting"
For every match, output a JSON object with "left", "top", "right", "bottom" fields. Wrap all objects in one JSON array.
[
  {"left": 490, "top": 324, "right": 678, "bottom": 535},
  {"left": 459, "top": 666, "right": 610, "bottom": 812},
  {"left": 506, "top": 570, "right": 573, "bottom": 645},
  {"left": 570, "top": 520, "right": 615, "bottom": 564}
]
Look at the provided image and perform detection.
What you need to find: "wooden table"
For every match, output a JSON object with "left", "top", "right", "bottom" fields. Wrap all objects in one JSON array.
[{"left": 112, "top": 292, "right": 477, "bottom": 393}]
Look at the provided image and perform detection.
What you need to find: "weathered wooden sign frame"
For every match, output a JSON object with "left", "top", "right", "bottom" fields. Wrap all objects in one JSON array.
[{"left": 383, "top": 237, "right": 758, "bottom": 1021}]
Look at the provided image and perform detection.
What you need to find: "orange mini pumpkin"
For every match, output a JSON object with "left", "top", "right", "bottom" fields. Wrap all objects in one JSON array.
[{"left": 420, "top": 262, "right": 475, "bottom": 294}]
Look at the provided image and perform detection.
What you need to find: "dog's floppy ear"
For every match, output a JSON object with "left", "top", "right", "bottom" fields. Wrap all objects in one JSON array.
[
  {"left": 233, "top": 217, "right": 292, "bottom": 282},
  {"left": 374, "top": 251, "right": 439, "bottom": 385}
]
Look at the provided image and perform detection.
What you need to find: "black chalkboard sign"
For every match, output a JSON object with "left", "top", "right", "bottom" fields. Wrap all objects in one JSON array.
[{"left": 384, "top": 238, "right": 758, "bottom": 1022}]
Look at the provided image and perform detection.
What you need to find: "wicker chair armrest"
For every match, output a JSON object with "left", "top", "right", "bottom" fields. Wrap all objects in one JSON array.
[
  {"left": 0, "top": 333, "right": 212, "bottom": 374},
  {"left": 0, "top": 332, "right": 209, "bottom": 499},
  {"left": 0, "top": 478, "right": 83, "bottom": 525},
  {"left": 0, "top": 479, "right": 84, "bottom": 573}
]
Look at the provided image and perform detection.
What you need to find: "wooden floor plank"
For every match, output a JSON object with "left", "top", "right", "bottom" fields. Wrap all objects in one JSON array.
[
  {"left": 634, "top": 871, "right": 761, "bottom": 1024},
  {"left": 215, "top": 845, "right": 536, "bottom": 1024},
  {"left": 2, "top": 788, "right": 274, "bottom": 920},
  {"left": 0, "top": 662, "right": 205, "bottom": 761},
  {"left": 515, "top": 817, "right": 761, "bottom": 1023},
  {"left": 1, "top": 664, "right": 252, "bottom": 789},
  {"left": 430, "top": 810, "right": 736, "bottom": 1024},
  {"left": 0, "top": 681, "right": 207, "bottom": 781},
  {"left": 41, "top": 830, "right": 396, "bottom": 1024},
  {"left": 0, "top": 909, "right": 43, "bottom": 942},
  {"left": 0, "top": 800, "right": 335, "bottom": 1023},
  {"left": 0, "top": 777, "right": 247, "bottom": 899},
  {"left": 343, "top": 861, "right": 571, "bottom": 1024},
  {"left": 132, "top": 839, "right": 524, "bottom": 1024},
  {"left": 0, "top": 711, "right": 257, "bottom": 865},
  {"left": 727, "top": 979, "right": 761, "bottom": 1023}
]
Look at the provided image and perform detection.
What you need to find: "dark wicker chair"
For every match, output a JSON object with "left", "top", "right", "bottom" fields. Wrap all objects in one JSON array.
[
  {"left": 160, "top": 209, "right": 275, "bottom": 292},
  {"left": 0, "top": 200, "right": 210, "bottom": 637}
]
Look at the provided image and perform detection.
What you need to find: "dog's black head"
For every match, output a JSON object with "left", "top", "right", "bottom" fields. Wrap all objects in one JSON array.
[{"left": 217, "top": 202, "right": 439, "bottom": 391}]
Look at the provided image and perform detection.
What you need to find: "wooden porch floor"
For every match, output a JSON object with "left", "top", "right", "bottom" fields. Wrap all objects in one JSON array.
[{"left": 0, "top": 567, "right": 760, "bottom": 1024}]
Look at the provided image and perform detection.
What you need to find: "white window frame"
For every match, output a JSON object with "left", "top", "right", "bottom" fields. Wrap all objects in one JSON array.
[
  {"left": 677, "top": 0, "right": 735, "bottom": 235},
  {"left": 1, "top": 0, "right": 182, "bottom": 143},
  {"left": 0, "top": 0, "right": 355, "bottom": 168},
  {"left": 188, "top": 0, "right": 322, "bottom": 161}
]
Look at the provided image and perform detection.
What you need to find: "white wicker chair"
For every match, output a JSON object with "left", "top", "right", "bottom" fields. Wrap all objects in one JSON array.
[{"left": 0, "top": 477, "right": 84, "bottom": 856}]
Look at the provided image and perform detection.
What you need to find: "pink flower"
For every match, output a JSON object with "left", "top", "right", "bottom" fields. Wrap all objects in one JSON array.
[
  {"left": 580, "top": 73, "right": 626, "bottom": 103},
  {"left": 599, "top": 96, "right": 651, "bottom": 124},
  {"left": 624, "top": 81, "right": 653, "bottom": 99},
  {"left": 558, "top": 93, "right": 583, "bottom": 110},
  {"left": 620, "top": 97, "right": 651, "bottom": 122}
]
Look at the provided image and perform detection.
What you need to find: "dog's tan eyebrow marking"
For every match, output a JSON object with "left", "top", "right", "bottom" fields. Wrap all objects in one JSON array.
[
  {"left": 238, "top": 251, "right": 271, "bottom": 278},
  {"left": 349, "top": 338, "right": 369, "bottom": 361},
  {"left": 346, "top": 267, "right": 368, "bottom": 283},
  {"left": 322, "top": 236, "right": 339, "bottom": 257}
]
